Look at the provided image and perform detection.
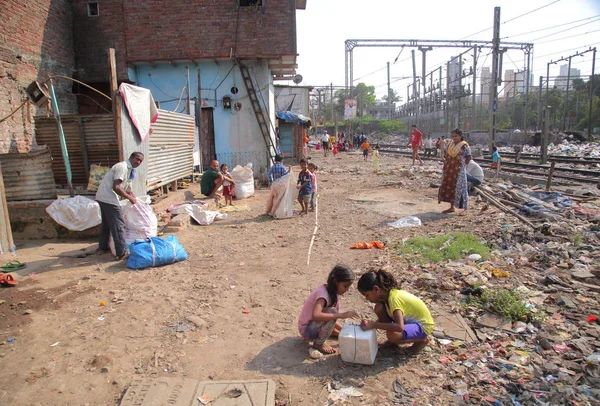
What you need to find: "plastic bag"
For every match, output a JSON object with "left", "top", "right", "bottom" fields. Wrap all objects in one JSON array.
[
  {"left": 272, "top": 171, "right": 295, "bottom": 219},
  {"left": 87, "top": 165, "right": 110, "bottom": 192},
  {"left": 109, "top": 195, "right": 158, "bottom": 255},
  {"left": 387, "top": 216, "right": 422, "bottom": 228},
  {"left": 231, "top": 163, "right": 254, "bottom": 199},
  {"left": 45, "top": 196, "right": 101, "bottom": 231},
  {"left": 127, "top": 236, "right": 188, "bottom": 270},
  {"left": 170, "top": 204, "right": 227, "bottom": 226}
]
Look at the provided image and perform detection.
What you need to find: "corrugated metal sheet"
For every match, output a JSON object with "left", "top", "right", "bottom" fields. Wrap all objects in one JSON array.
[
  {"left": 147, "top": 110, "right": 194, "bottom": 190},
  {"left": 0, "top": 149, "right": 57, "bottom": 201},
  {"left": 81, "top": 116, "right": 119, "bottom": 168},
  {"left": 34, "top": 118, "right": 86, "bottom": 185}
]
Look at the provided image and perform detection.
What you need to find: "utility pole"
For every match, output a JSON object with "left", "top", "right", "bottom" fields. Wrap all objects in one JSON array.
[
  {"left": 412, "top": 50, "right": 419, "bottom": 126},
  {"left": 446, "top": 61, "right": 450, "bottom": 132},
  {"left": 472, "top": 47, "right": 477, "bottom": 132},
  {"left": 563, "top": 57, "right": 572, "bottom": 131},
  {"left": 537, "top": 76, "right": 543, "bottom": 130},
  {"left": 185, "top": 66, "right": 191, "bottom": 114},
  {"left": 387, "top": 62, "right": 391, "bottom": 119},
  {"left": 330, "top": 83, "right": 334, "bottom": 125},
  {"left": 420, "top": 46, "right": 432, "bottom": 131},
  {"left": 488, "top": 7, "right": 501, "bottom": 151},
  {"left": 458, "top": 55, "right": 462, "bottom": 129},
  {"left": 541, "top": 106, "right": 550, "bottom": 164},
  {"left": 588, "top": 47, "right": 596, "bottom": 139}
]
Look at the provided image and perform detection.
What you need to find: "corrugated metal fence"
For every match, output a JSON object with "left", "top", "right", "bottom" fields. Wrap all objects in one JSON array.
[{"left": 34, "top": 110, "right": 194, "bottom": 193}]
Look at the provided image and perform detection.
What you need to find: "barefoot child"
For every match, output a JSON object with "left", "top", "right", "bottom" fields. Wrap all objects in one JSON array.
[
  {"left": 298, "top": 265, "right": 359, "bottom": 355},
  {"left": 361, "top": 138, "right": 371, "bottom": 161},
  {"left": 297, "top": 159, "right": 313, "bottom": 215},
  {"left": 308, "top": 163, "right": 318, "bottom": 211},
  {"left": 220, "top": 164, "right": 236, "bottom": 206},
  {"left": 357, "top": 270, "right": 434, "bottom": 354}
]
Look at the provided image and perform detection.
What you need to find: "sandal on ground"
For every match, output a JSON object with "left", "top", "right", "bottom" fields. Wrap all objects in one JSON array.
[
  {"left": 0, "top": 274, "right": 18, "bottom": 286},
  {"left": 1, "top": 261, "right": 26, "bottom": 273}
]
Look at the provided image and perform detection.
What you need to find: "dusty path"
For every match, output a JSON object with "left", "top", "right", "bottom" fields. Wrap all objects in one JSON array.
[{"left": 0, "top": 151, "right": 492, "bottom": 405}]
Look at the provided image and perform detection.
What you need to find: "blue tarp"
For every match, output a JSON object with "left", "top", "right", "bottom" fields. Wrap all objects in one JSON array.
[{"left": 276, "top": 111, "right": 311, "bottom": 125}]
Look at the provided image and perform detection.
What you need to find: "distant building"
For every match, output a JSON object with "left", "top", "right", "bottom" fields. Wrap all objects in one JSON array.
[
  {"left": 503, "top": 69, "right": 515, "bottom": 98},
  {"left": 515, "top": 72, "right": 534, "bottom": 94},
  {"left": 480, "top": 67, "right": 491, "bottom": 104},
  {"left": 554, "top": 64, "right": 581, "bottom": 90},
  {"left": 366, "top": 101, "right": 396, "bottom": 120}
]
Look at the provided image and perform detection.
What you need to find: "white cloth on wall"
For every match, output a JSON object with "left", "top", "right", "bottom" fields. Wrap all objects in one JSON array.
[{"left": 119, "top": 83, "right": 159, "bottom": 141}]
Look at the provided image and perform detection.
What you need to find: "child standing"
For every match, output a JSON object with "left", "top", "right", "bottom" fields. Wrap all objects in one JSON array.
[
  {"left": 491, "top": 145, "right": 501, "bottom": 177},
  {"left": 298, "top": 265, "right": 358, "bottom": 355},
  {"left": 308, "top": 163, "right": 318, "bottom": 211},
  {"left": 361, "top": 138, "right": 371, "bottom": 161},
  {"left": 357, "top": 270, "right": 434, "bottom": 354},
  {"left": 297, "top": 159, "right": 313, "bottom": 215},
  {"left": 373, "top": 144, "right": 380, "bottom": 172},
  {"left": 220, "top": 164, "right": 236, "bottom": 206}
]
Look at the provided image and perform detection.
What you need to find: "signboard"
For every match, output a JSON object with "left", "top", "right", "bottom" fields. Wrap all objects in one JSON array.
[{"left": 344, "top": 99, "right": 357, "bottom": 120}]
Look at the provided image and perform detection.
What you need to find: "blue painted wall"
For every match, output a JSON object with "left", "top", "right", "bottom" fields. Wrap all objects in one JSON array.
[{"left": 130, "top": 60, "right": 275, "bottom": 171}]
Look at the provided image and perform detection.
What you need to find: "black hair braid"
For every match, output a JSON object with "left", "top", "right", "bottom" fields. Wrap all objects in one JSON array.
[
  {"left": 325, "top": 264, "right": 355, "bottom": 308},
  {"left": 376, "top": 270, "right": 398, "bottom": 291}
]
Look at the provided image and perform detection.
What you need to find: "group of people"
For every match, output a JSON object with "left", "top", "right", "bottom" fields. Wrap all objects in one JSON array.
[{"left": 299, "top": 265, "right": 434, "bottom": 356}]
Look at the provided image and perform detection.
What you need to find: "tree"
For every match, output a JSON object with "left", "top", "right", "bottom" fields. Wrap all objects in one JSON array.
[{"left": 382, "top": 89, "right": 401, "bottom": 104}]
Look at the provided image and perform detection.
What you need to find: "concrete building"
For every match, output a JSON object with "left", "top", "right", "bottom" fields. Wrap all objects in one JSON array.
[
  {"left": 503, "top": 69, "right": 515, "bottom": 99},
  {"left": 479, "top": 66, "right": 492, "bottom": 105},
  {"left": 554, "top": 64, "right": 581, "bottom": 90}
]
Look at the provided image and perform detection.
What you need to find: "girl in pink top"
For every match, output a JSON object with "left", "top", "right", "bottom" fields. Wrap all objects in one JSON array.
[{"left": 298, "top": 265, "right": 358, "bottom": 355}]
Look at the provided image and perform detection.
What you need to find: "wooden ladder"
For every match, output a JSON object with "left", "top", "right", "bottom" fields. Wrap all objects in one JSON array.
[{"left": 239, "top": 62, "right": 275, "bottom": 166}]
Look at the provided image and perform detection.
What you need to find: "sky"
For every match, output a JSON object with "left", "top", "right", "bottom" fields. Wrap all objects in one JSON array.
[{"left": 294, "top": 0, "right": 600, "bottom": 100}]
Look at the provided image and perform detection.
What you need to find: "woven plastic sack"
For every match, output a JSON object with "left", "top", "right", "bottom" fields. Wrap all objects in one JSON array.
[
  {"left": 271, "top": 171, "right": 295, "bottom": 219},
  {"left": 127, "top": 236, "right": 188, "bottom": 270},
  {"left": 231, "top": 163, "right": 254, "bottom": 199},
  {"left": 87, "top": 165, "right": 110, "bottom": 192},
  {"left": 45, "top": 196, "right": 101, "bottom": 231}
]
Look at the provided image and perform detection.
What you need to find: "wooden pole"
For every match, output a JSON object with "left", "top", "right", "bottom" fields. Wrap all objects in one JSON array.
[
  {"left": 475, "top": 186, "right": 537, "bottom": 229},
  {"left": 0, "top": 164, "right": 15, "bottom": 253},
  {"left": 109, "top": 48, "right": 124, "bottom": 162},
  {"left": 545, "top": 162, "right": 556, "bottom": 191}
]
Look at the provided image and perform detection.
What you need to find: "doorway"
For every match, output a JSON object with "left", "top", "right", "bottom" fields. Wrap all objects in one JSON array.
[
  {"left": 199, "top": 108, "right": 216, "bottom": 169},
  {"left": 279, "top": 123, "right": 293, "bottom": 157}
]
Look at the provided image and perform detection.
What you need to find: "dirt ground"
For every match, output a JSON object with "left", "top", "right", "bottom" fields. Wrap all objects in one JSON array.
[{"left": 0, "top": 151, "right": 504, "bottom": 405}]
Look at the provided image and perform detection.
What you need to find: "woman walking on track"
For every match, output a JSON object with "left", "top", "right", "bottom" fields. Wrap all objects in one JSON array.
[{"left": 438, "top": 129, "right": 471, "bottom": 215}]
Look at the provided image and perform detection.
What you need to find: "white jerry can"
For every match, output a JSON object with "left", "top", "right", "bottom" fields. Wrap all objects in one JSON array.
[{"left": 339, "top": 322, "right": 378, "bottom": 365}]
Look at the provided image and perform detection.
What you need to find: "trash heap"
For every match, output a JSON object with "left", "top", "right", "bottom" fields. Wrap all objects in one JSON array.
[{"left": 495, "top": 141, "right": 600, "bottom": 158}]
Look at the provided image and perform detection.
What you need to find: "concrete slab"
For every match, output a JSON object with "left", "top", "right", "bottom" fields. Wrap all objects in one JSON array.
[
  {"left": 119, "top": 378, "right": 275, "bottom": 406},
  {"left": 435, "top": 311, "right": 479, "bottom": 344},
  {"left": 194, "top": 379, "right": 275, "bottom": 406},
  {"left": 119, "top": 377, "right": 199, "bottom": 406}
]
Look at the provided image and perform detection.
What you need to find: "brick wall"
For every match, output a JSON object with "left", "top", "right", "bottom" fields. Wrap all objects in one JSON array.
[
  {"left": 72, "top": 0, "right": 297, "bottom": 82},
  {"left": 0, "top": 0, "right": 77, "bottom": 154}
]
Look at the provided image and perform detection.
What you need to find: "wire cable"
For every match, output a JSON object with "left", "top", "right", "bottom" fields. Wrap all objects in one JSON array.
[
  {"left": 502, "top": 15, "right": 600, "bottom": 39},
  {"left": 172, "top": 86, "right": 187, "bottom": 112},
  {"left": 527, "top": 18, "right": 600, "bottom": 42},
  {"left": 0, "top": 100, "right": 28, "bottom": 124},
  {"left": 536, "top": 28, "right": 600, "bottom": 44}
]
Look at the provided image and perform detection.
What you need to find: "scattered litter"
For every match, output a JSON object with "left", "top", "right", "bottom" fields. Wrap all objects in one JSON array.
[
  {"left": 327, "top": 386, "right": 363, "bottom": 403},
  {"left": 350, "top": 241, "right": 385, "bottom": 249},
  {"left": 197, "top": 394, "right": 212, "bottom": 405},
  {"left": 242, "top": 308, "right": 250, "bottom": 314},
  {"left": 387, "top": 216, "right": 422, "bottom": 228},
  {"left": 99, "top": 301, "right": 106, "bottom": 306},
  {"left": 50, "top": 342, "right": 60, "bottom": 347},
  {"left": 98, "top": 316, "right": 105, "bottom": 321}
]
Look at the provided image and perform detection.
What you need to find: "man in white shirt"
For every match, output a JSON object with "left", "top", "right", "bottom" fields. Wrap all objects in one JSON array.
[
  {"left": 321, "top": 131, "right": 330, "bottom": 157},
  {"left": 96, "top": 152, "right": 144, "bottom": 259},
  {"left": 423, "top": 136, "right": 434, "bottom": 157},
  {"left": 466, "top": 159, "right": 484, "bottom": 186}
]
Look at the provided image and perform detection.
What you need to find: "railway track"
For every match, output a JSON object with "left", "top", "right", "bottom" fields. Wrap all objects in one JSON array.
[{"left": 378, "top": 148, "right": 600, "bottom": 185}]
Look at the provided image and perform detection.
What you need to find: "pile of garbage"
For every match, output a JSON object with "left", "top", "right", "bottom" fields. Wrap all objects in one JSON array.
[{"left": 495, "top": 141, "right": 600, "bottom": 158}]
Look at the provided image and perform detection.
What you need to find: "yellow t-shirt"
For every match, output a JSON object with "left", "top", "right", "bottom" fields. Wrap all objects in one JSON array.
[{"left": 385, "top": 289, "right": 435, "bottom": 335}]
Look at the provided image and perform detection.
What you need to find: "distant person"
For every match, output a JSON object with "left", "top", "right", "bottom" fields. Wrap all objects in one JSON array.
[
  {"left": 361, "top": 137, "right": 372, "bottom": 161},
  {"left": 408, "top": 124, "right": 424, "bottom": 166},
  {"left": 321, "top": 131, "right": 330, "bottom": 157},
  {"left": 373, "top": 144, "right": 380, "bottom": 172},
  {"left": 298, "top": 265, "right": 358, "bottom": 356},
  {"left": 200, "top": 160, "right": 224, "bottom": 201},
  {"left": 96, "top": 152, "right": 144, "bottom": 260},
  {"left": 423, "top": 135, "right": 434, "bottom": 157},
  {"left": 297, "top": 159, "right": 313, "bottom": 215},
  {"left": 491, "top": 146, "right": 501, "bottom": 177},
  {"left": 264, "top": 154, "right": 291, "bottom": 216},
  {"left": 358, "top": 270, "right": 434, "bottom": 355},
  {"left": 435, "top": 137, "right": 441, "bottom": 157},
  {"left": 220, "top": 163, "right": 236, "bottom": 206},
  {"left": 438, "top": 129, "right": 471, "bottom": 215},
  {"left": 466, "top": 159, "right": 484, "bottom": 187}
]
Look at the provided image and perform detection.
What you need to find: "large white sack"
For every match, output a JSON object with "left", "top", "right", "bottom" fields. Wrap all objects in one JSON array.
[
  {"left": 109, "top": 195, "right": 158, "bottom": 255},
  {"left": 231, "top": 163, "right": 254, "bottom": 199},
  {"left": 170, "top": 204, "right": 228, "bottom": 226},
  {"left": 46, "top": 196, "right": 101, "bottom": 231},
  {"left": 272, "top": 170, "right": 295, "bottom": 219}
]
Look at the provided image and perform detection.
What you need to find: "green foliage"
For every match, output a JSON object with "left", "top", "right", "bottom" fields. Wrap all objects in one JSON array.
[
  {"left": 467, "top": 288, "right": 546, "bottom": 323},
  {"left": 377, "top": 119, "right": 407, "bottom": 134},
  {"left": 394, "top": 232, "right": 490, "bottom": 264}
]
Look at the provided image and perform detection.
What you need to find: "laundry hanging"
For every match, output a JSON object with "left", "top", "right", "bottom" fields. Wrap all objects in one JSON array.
[{"left": 119, "top": 83, "right": 159, "bottom": 141}]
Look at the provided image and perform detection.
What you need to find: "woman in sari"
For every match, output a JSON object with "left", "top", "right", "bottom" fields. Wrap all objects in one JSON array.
[{"left": 438, "top": 129, "right": 471, "bottom": 215}]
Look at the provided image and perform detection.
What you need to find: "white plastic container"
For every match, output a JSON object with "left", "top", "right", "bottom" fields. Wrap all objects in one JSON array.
[{"left": 339, "top": 322, "right": 378, "bottom": 365}]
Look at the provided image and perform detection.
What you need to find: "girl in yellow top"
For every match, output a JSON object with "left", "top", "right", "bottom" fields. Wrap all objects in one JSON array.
[{"left": 357, "top": 270, "right": 434, "bottom": 354}]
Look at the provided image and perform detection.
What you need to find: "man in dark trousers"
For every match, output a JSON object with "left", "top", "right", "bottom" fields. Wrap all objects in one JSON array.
[{"left": 96, "top": 152, "right": 144, "bottom": 259}]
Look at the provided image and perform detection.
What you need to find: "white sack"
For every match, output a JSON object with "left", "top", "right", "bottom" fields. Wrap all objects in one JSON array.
[
  {"left": 271, "top": 171, "right": 295, "bottom": 219},
  {"left": 46, "top": 196, "right": 101, "bottom": 231},
  {"left": 231, "top": 163, "right": 255, "bottom": 199}
]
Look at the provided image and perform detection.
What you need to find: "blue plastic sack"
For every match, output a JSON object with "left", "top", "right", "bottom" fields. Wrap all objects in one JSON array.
[{"left": 127, "top": 236, "right": 188, "bottom": 270}]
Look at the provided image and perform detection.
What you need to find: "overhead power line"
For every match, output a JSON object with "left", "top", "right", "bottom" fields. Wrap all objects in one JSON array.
[
  {"left": 527, "top": 17, "right": 600, "bottom": 42},
  {"left": 536, "top": 28, "right": 600, "bottom": 44},
  {"left": 502, "top": 15, "right": 600, "bottom": 39}
]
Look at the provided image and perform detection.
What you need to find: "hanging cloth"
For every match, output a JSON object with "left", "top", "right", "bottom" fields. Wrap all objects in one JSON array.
[{"left": 119, "top": 83, "right": 159, "bottom": 141}]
